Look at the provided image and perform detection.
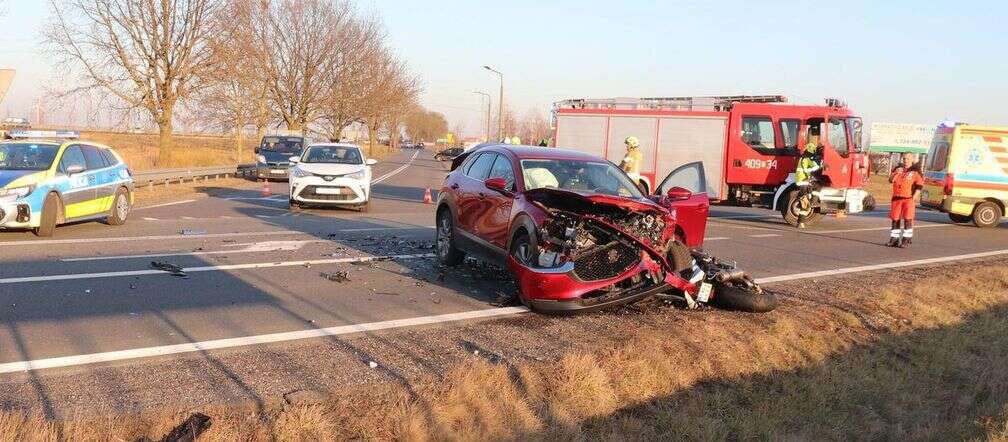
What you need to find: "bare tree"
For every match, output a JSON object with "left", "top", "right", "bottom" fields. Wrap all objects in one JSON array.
[
  {"left": 518, "top": 109, "right": 551, "bottom": 146},
  {"left": 316, "top": 13, "right": 383, "bottom": 141},
  {"left": 404, "top": 106, "right": 448, "bottom": 143},
  {"left": 358, "top": 49, "right": 420, "bottom": 154},
  {"left": 47, "top": 0, "right": 223, "bottom": 165}
]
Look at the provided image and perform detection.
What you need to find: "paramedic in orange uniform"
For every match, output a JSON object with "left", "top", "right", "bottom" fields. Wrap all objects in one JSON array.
[{"left": 888, "top": 152, "right": 924, "bottom": 248}]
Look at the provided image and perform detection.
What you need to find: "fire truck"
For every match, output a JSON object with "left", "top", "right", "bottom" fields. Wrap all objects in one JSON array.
[{"left": 552, "top": 95, "right": 870, "bottom": 226}]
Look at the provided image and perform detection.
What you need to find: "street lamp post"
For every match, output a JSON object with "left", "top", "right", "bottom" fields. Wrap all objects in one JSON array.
[
  {"left": 483, "top": 65, "right": 503, "bottom": 140},
  {"left": 472, "top": 91, "right": 491, "bottom": 142}
]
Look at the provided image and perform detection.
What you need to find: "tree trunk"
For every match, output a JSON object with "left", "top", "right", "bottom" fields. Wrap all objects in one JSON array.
[
  {"left": 156, "top": 112, "right": 174, "bottom": 167},
  {"left": 367, "top": 123, "right": 378, "bottom": 157},
  {"left": 234, "top": 117, "right": 245, "bottom": 164}
]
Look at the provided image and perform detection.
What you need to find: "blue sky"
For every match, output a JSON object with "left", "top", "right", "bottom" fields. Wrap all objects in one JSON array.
[{"left": 2, "top": 0, "right": 1006, "bottom": 135}]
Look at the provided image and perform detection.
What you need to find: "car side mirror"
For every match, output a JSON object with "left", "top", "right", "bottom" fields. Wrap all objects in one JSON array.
[
  {"left": 366, "top": 158, "right": 378, "bottom": 165},
  {"left": 289, "top": 156, "right": 300, "bottom": 163},
  {"left": 666, "top": 186, "right": 692, "bottom": 200},
  {"left": 66, "top": 164, "right": 85, "bottom": 175},
  {"left": 484, "top": 177, "right": 512, "bottom": 195}
]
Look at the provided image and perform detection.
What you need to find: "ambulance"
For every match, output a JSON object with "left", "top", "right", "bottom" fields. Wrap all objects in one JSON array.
[{"left": 921, "top": 122, "right": 1008, "bottom": 227}]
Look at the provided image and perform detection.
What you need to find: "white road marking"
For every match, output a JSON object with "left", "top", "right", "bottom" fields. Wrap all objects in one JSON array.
[
  {"left": 0, "top": 306, "right": 530, "bottom": 374},
  {"left": 135, "top": 199, "right": 196, "bottom": 210},
  {"left": 372, "top": 150, "right": 420, "bottom": 184},
  {"left": 1, "top": 253, "right": 435, "bottom": 284},
  {"left": 340, "top": 226, "right": 435, "bottom": 232},
  {"left": 756, "top": 249, "right": 1008, "bottom": 283},
  {"left": 224, "top": 195, "right": 286, "bottom": 201},
  {"left": 811, "top": 223, "right": 952, "bottom": 234},
  {"left": 61, "top": 240, "right": 323, "bottom": 262},
  {"left": 4, "top": 248, "right": 1008, "bottom": 373},
  {"left": 704, "top": 237, "right": 730, "bottom": 241},
  {"left": 142, "top": 217, "right": 159, "bottom": 221},
  {"left": 0, "top": 230, "right": 306, "bottom": 247},
  {"left": 711, "top": 214, "right": 773, "bottom": 219},
  {"left": 181, "top": 216, "right": 197, "bottom": 220},
  {"left": 749, "top": 233, "right": 782, "bottom": 238}
]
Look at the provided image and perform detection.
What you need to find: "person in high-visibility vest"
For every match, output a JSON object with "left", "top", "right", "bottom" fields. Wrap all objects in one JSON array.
[
  {"left": 888, "top": 152, "right": 924, "bottom": 248},
  {"left": 793, "top": 133, "right": 823, "bottom": 228}
]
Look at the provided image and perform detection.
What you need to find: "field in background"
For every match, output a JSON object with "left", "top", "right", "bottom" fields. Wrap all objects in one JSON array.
[
  {"left": 2, "top": 261, "right": 1006, "bottom": 440},
  {"left": 76, "top": 130, "right": 401, "bottom": 171}
]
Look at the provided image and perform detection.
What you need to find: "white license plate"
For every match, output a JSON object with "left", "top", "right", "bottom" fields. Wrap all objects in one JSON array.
[
  {"left": 697, "top": 282, "right": 713, "bottom": 303},
  {"left": 315, "top": 187, "right": 344, "bottom": 195},
  {"left": 270, "top": 169, "right": 285, "bottom": 174}
]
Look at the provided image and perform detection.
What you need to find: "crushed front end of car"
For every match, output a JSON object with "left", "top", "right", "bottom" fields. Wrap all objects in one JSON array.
[{"left": 508, "top": 188, "right": 777, "bottom": 314}]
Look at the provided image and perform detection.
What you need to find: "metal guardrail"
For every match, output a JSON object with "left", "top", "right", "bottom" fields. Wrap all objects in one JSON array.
[{"left": 132, "top": 164, "right": 257, "bottom": 187}]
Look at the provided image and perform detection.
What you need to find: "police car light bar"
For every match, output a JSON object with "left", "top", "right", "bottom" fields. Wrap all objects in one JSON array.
[{"left": 8, "top": 129, "right": 80, "bottom": 139}]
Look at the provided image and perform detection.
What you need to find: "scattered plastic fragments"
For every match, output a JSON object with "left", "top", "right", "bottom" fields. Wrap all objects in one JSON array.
[
  {"left": 180, "top": 229, "right": 207, "bottom": 236},
  {"left": 320, "top": 271, "right": 350, "bottom": 282},
  {"left": 368, "top": 360, "right": 378, "bottom": 369},
  {"left": 151, "top": 261, "right": 188, "bottom": 277}
]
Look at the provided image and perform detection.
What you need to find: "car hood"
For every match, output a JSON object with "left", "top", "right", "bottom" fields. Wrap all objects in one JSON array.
[
  {"left": 260, "top": 150, "right": 301, "bottom": 163},
  {"left": 0, "top": 170, "right": 41, "bottom": 188},
  {"left": 295, "top": 162, "right": 366, "bottom": 176},
  {"left": 523, "top": 187, "right": 666, "bottom": 215}
]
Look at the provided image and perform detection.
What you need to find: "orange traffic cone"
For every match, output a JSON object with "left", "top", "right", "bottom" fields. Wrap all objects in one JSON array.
[
  {"left": 423, "top": 187, "right": 433, "bottom": 204},
  {"left": 261, "top": 180, "right": 271, "bottom": 197}
]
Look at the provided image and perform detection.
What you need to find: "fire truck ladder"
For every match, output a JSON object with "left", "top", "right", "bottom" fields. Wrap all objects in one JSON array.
[{"left": 555, "top": 95, "right": 788, "bottom": 112}]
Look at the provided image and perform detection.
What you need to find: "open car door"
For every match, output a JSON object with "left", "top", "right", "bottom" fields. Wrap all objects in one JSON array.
[{"left": 655, "top": 161, "right": 710, "bottom": 247}]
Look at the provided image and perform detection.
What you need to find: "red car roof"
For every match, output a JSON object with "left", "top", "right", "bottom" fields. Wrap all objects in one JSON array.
[{"left": 486, "top": 145, "right": 607, "bottom": 162}]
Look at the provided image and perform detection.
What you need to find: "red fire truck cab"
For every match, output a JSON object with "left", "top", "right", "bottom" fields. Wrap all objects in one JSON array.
[{"left": 553, "top": 95, "right": 870, "bottom": 226}]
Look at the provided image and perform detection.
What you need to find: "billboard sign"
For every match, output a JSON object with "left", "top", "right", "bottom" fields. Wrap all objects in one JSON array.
[{"left": 869, "top": 122, "right": 935, "bottom": 154}]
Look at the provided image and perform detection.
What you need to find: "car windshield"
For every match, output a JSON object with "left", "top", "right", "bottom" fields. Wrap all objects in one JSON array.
[
  {"left": 302, "top": 145, "right": 363, "bottom": 164},
  {"left": 521, "top": 159, "right": 644, "bottom": 198},
  {"left": 0, "top": 143, "right": 59, "bottom": 171},
  {"left": 260, "top": 137, "right": 304, "bottom": 154}
]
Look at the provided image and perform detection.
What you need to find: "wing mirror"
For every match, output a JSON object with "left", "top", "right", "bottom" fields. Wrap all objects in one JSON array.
[
  {"left": 66, "top": 164, "right": 85, "bottom": 175},
  {"left": 666, "top": 186, "right": 693, "bottom": 200},
  {"left": 288, "top": 156, "right": 300, "bottom": 163},
  {"left": 484, "top": 177, "right": 512, "bottom": 195},
  {"left": 366, "top": 158, "right": 378, "bottom": 165}
]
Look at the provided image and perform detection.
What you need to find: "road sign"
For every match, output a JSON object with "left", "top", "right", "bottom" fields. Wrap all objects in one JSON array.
[
  {"left": 0, "top": 69, "right": 14, "bottom": 104},
  {"left": 869, "top": 122, "right": 935, "bottom": 154}
]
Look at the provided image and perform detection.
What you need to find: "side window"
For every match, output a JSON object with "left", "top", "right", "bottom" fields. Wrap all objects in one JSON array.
[
  {"left": 741, "top": 116, "right": 775, "bottom": 150},
  {"left": 59, "top": 146, "right": 87, "bottom": 174},
  {"left": 465, "top": 153, "right": 496, "bottom": 180},
  {"left": 659, "top": 162, "right": 706, "bottom": 195},
  {"left": 100, "top": 149, "right": 119, "bottom": 166},
  {"left": 828, "top": 119, "right": 849, "bottom": 157},
  {"left": 81, "top": 145, "right": 108, "bottom": 169},
  {"left": 780, "top": 119, "right": 800, "bottom": 149},
  {"left": 487, "top": 154, "right": 516, "bottom": 190}
]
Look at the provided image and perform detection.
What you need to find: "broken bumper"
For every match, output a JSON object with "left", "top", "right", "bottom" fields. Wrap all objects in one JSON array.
[{"left": 507, "top": 251, "right": 674, "bottom": 314}]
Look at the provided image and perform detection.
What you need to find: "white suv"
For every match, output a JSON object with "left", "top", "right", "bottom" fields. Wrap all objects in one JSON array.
[{"left": 288, "top": 143, "right": 377, "bottom": 212}]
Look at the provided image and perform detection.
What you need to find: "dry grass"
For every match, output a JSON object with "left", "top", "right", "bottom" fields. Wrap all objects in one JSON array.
[
  {"left": 4, "top": 266, "right": 1007, "bottom": 440},
  {"left": 865, "top": 173, "right": 893, "bottom": 202}
]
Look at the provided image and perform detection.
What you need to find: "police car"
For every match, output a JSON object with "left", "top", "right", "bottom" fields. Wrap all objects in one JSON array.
[{"left": 0, "top": 130, "right": 135, "bottom": 236}]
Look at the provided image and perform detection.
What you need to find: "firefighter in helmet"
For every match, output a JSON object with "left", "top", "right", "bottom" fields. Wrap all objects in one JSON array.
[
  {"left": 620, "top": 136, "right": 643, "bottom": 175},
  {"left": 793, "top": 129, "right": 823, "bottom": 228}
]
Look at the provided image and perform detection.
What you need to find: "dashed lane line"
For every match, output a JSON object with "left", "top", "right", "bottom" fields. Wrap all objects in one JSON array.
[
  {"left": 0, "top": 253, "right": 436, "bottom": 284},
  {"left": 4, "top": 248, "right": 1007, "bottom": 373},
  {"left": 134, "top": 199, "right": 197, "bottom": 210},
  {"left": 749, "top": 233, "right": 782, "bottom": 238}
]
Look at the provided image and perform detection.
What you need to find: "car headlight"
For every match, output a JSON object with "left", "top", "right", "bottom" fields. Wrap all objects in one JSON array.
[
  {"left": 345, "top": 169, "right": 366, "bottom": 180},
  {"left": 0, "top": 185, "right": 34, "bottom": 198},
  {"left": 256, "top": 155, "right": 266, "bottom": 164},
  {"left": 290, "top": 167, "right": 311, "bottom": 178}
]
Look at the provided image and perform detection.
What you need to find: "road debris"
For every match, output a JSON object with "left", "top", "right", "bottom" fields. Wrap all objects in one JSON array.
[
  {"left": 179, "top": 229, "right": 207, "bottom": 236},
  {"left": 154, "top": 412, "right": 211, "bottom": 442},
  {"left": 368, "top": 360, "right": 378, "bottom": 369},
  {"left": 151, "top": 261, "right": 188, "bottom": 278},
  {"left": 321, "top": 271, "right": 350, "bottom": 282}
]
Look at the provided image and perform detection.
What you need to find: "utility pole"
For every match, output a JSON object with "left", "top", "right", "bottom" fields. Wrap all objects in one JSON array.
[
  {"left": 483, "top": 65, "right": 503, "bottom": 140},
  {"left": 472, "top": 91, "right": 490, "bottom": 142}
]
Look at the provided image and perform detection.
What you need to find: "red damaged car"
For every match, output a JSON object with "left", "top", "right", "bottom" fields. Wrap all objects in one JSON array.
[{"left": 435, "top": 144, "right": 775, "bottom": 313}]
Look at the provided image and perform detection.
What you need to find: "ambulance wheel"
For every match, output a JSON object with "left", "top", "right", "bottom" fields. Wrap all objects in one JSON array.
[
  {"left": 972, "top": 202, "right": 1003, "bottom": 228},
  {"left": 107, "top": 187, "right": 131, "bottom": 225},
  {"left": 35, "top": 193, "right": 60, "bottom": 237},
  {"left": 948, "top": 213, "right": 971, "bottom": 223},
  {"left": 712, "top": 284, "right": 778, "bottom": 313}
]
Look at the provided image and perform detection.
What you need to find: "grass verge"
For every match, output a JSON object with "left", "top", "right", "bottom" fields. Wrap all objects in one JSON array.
[{"left": 2, "top": 264, "right": 1006, "bottom": 440}]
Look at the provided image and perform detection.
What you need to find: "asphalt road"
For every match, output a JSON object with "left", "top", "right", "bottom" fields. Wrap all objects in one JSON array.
[{"left": 1, "top": 148, "right": 1006, "bottom": 381}]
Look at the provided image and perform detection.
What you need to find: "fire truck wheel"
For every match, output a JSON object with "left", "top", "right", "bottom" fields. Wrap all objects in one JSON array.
[
  {"left": 972, "top": 202, "right": 1003, "bottom": 228},
  {"left": 712, "top": 284, "right": 778, "bottom": 313},
  {"left": 781, "top": 190, "right": 823, "bottom": 227}
]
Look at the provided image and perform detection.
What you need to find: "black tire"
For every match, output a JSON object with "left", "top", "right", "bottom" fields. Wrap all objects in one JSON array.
[
  {"left": 949, "top": 213, "right": 971, "bottom": 223},
  {"left": 289, "top": 200, "right": 301, "bottom": 211},
  {"left": 712, "top": 284, "right": 778, "bottom": 313},
  {"left": 509, "top": 230, "right": 539, "bottom": 266},
  {"left": 863, "top": 194, "right": 877, "bottom": 211},
  {"left": 972, "top": 202, "right": 1003, "bottom": 228},
  {"left": 435, "top": 208, "right": 465, "bottom": 266},
  {"left": 666, "top": 240, "right": 693, "bottom": 277},
  {"left": 107, "top": 187, "right": 131, "bottom": 225},
  {"left": 35, "top": 193, "right": 60, "bottom": 237},
  {"left": 781, "top": 190, "right": 823, "bottom": 227}
]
